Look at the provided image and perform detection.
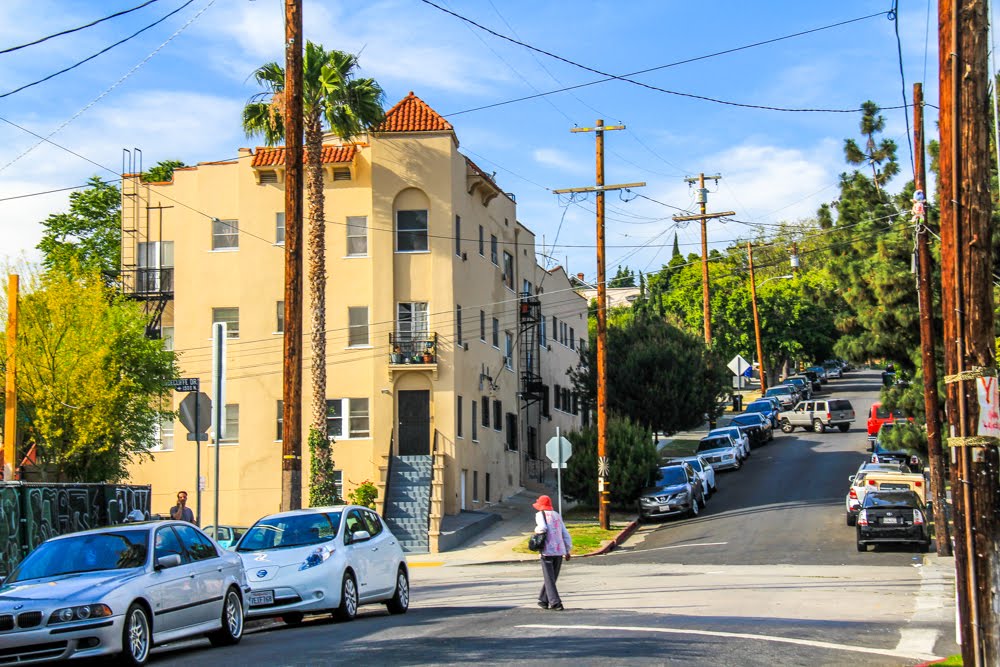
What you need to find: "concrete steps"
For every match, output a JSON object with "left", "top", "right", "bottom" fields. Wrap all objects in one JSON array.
[{"left": 383, "top": 455, "right": 432, "bottom": 553}]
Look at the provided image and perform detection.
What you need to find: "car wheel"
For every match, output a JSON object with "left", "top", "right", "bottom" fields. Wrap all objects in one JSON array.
[
  {"left": 856, "top": 542, "right": 868, "bottom": 552},
  {"left": 780, "top": 420, "right": 794, "bottom": 433},
  {"left": 117, "top": 603, "right": 151, "bottom": 666},
  {"left": 812, "top": 419, "right": 825, "bottom": 433},
  {"left": 837, "top": 424, "right": 850, "bottom": 433},
  {"left": 689, "top": 497, "right": 700, "bottom": 517},
  {"left": 846, "top": 512, "right": 856, "bottom": 527},
  {"left": 768, "top": 430, "right": 774, "bottom": 442},
  {"left": 919, "top": 541, "right": 931, "bottom": 554},
  {"left": 209, "top": 587, "right": 244, "bottom": 647},
  {"left": 281, "top": 613, "right": 304, "bottom": 626},
  {"left": 386, "top": 567, "right": 410, "bottom": 614},
  {"left": 335, "top": 572, "right": 359, "bottom": 621},
  {"left": 734, "top": 458, "right": 742, "bottom": 470}
]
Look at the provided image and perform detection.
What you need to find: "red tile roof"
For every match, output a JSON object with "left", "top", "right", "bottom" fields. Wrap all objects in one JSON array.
[
  {"left": 251, "top": 144, "right": 357, "bottom": 167},
  {"left": 376, "top": 92, "right": 453, "bottom": 132}
]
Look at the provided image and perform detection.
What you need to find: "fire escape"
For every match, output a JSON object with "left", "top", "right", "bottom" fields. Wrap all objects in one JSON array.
[
  {"left": 120, "top": 149, "right": 173, "bottom": 340},
  {"left": 518, "top": 292, "right": 545, "bottom": 463}
]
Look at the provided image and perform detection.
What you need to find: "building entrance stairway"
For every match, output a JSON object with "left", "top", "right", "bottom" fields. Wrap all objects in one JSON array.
[{"left": 382, "top": 455, "right": 432, "bottom": 553}]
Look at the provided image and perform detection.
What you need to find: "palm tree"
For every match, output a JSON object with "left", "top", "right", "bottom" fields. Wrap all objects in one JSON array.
[{"left": 242, "top": 43, "right": 384, "bottom": 502}]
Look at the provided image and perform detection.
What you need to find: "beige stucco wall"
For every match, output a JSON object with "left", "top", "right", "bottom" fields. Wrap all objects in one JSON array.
[{"left": 125, "top": 128, "right": 587, "bottom": 529}]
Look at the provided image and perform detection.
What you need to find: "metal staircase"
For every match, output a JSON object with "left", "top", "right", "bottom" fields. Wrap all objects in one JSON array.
[{"left": 382, "top": 455, "right": 432, "bottom": 553}]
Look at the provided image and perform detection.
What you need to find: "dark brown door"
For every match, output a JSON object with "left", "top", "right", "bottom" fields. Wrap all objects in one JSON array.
[{"left": 398, "top": 390, "right": 430, "bottom": 456}]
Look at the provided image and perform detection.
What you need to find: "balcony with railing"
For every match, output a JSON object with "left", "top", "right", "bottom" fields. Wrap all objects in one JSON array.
[
  {"left": 388, "top": 333, "right": 438, "bottom": 378},
  {"left": 122, "top": 268, "right": 174, "bottom": 299}
]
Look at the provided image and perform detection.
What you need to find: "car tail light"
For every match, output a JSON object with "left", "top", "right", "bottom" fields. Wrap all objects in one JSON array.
[
  {"left": 827, "top": 413, "right": 831, "bottom": 420},
  {"left": 915, "top": 480, "right": 922, "bottom": 487},
  {"left": 913, "top": 510, "right": 924, "bottom": 525},
  {"left": 868, "top": 479, "right": 877, "bottom": 485},
  {"left": 849, "top": 488, "right": 858, "bottom": 499},
  {"left": 858, "top": 510, "right": 869, "bottom": 526}
]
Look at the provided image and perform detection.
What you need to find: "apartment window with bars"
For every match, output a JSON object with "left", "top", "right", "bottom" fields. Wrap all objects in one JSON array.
[{"left": 212, "top": 218, "right": 239, "bottom": 250}]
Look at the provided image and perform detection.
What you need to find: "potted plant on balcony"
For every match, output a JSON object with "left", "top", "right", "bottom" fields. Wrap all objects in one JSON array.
[
  {"left": 423, "top": 341, "right": 435, "bottom": 364},
  {"left": 391, "top": 345, "right": 402, "bottom": 364}
]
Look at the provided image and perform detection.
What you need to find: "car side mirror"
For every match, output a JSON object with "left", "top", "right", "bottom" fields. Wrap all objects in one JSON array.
[
  {"left": 848, "top": 475, "right": 855, "bottom": 483},
  {"left": 349, "top": 530, "right": 371, "bottom": 544},
  {"left": 156, "top": 554, "right": 182, "bottom": 570}
]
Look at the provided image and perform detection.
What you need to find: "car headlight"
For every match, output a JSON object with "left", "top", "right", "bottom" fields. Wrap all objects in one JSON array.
[
  {"left": 48, "top": 604, "right": 112, "bottom": 625},
  {"left": 723, "top": 453, "right": 734, "bottom": 460},
  {"left": 299, "top": 545, "right": 335, "bottom": 570}
]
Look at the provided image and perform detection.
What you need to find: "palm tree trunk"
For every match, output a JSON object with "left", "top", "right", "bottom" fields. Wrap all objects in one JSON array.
[{"left": 305, "top": 116, "right": 327, "bottom": 443}]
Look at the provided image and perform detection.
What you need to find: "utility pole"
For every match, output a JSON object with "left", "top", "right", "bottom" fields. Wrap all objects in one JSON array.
[
  {"left": 554, "top": 119, "right": 644, "bottom": 531},
  {"left": 672, "top": 174, "right": 734, "bottom": 345},
  {"left": 281, "top": 0, "right": 304, "bottom": 512},
  {"left": 2, "top": 275, "right": 17, "bottom": 481},
  {"left": 938, "top": 0, "right": 999, "bottom": 663},
  {"left": 747, "top": 244, "right": 767, "bottom": 394},
  {"left": 912, "top": 82, "right": 951, "bottom": 557}
]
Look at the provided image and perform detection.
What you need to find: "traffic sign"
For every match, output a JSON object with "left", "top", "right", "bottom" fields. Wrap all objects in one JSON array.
[
  {"left": 727, "top": 354, "right": 751, "bottom": 377},
  {"left": 166, "top": 377, "right": 200, "bottom": 392},
  {"left": 545, "top": 436, "right": 573, "bottom": 469},
  {"left": 179, "top": 392, "right": 211, "bottom": 434}
]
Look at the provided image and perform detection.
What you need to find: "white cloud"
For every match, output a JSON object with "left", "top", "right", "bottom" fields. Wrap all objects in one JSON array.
[{"left": 532, "top": 147, "right": 588, "bottom": 175}]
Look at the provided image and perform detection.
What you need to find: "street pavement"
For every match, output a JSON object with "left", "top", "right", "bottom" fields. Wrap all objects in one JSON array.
[{"left": 146, "top": 370, "right": 958, "bottom": 666}]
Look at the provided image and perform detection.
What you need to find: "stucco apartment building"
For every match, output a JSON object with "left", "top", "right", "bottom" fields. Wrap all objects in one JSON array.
[{"left": 121, "top": 93, "right": 587, "bottom": 551}]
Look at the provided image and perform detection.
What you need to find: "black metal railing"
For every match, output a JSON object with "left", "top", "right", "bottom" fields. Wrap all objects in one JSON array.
[
  {"left": 123, "top": 268, "right": 174, "bottom": 296},
  {"left": 389, "top": 332, "right": 438, "bottom": 364}
]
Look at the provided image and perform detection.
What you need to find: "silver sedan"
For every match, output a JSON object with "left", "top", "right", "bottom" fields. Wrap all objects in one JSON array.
[{"left": 0, "top": 521, "right": 248, "bottom": 665}]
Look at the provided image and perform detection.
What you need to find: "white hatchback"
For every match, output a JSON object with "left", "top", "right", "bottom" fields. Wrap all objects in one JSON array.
[{"left": 234, "top": 506, "right": 408, "bottom": 624}]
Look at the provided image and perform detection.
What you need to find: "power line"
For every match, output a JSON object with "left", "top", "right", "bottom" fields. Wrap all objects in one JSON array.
[
  {"left": 0, "top": 0, "right": 196, "bottom": 100},
  {"left": 890, "top": 1, "right": 916, "bottom": 174},
  {"left": 0, "top": 0, "right": 161, "bottom": 55}
]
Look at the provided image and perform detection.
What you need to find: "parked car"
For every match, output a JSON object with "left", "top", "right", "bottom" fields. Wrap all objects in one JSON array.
[
  {"left": 695, "top": 434, "right": 743, "bottom": 471},
  {"left": 866, "top": 402, "right": 914, "bottom": 437},
  {"left": 235, "top": 506, "right": 409, "bottom": 625},
  {"left": 869, "top": 440, "right": 923, "bottom": 474},
  {"left": 845, "top": 463, "right": 922, "bottom": 525},
  {"left": 668, "top": 455, "right": 717, "bottom": 497},
  {"left": 783, "top": 376, "right": 813, "bottom": 400},
  {"left": 764, "top": 385, "right": 797, "bottom": 409},
  {"left": 0, "top": 521, "right": 247, "bottom": 665},
  {"left": 778, "top": 399, "right": 856, "bottom": 433},
  {"left": 638, "top": 464, "right": 707, "bottom": 520},
  {"left": 708, "top": 426, "right": 750, "bottom": 461},
  {"left": 806, "top": 365, "right": 829, "bottom": 383},
  {"left": 856, "top": 490, "right": 931, "bottom": 552},
  {"left": 800, "top": 370, "right": 823, "bottom": 392},
  {"left": 822, "top": 361, "right": 843, "bottom": 379},
  {"left": 744, "top": 399, "right": 779, "bottom": 428},
  {"left": 204, "top": 525, "right": 249, "bottom": 550},
  {"left": 724, "top": 412, "right": 774, "bottom": 446}
]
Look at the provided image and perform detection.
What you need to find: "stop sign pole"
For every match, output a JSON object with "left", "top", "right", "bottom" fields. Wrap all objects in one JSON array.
[{"left": 545, "top": 428, "right": 573, "bottom": 516}]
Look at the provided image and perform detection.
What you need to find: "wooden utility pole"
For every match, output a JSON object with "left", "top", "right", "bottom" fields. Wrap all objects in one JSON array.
[
  {"left": 2, "top": 275, "right": 17, "bottom": 480},
  {"left": 281, "top": 0, "right": 304, "bottom": 512},
  {"left": 912, "top": 82, "right": 951, "bottom": 557},
  {"left": 554, "top": 120, "right": 644, "bottom": 531},
  {"left": 938, "top": 0, "right": 999, "bottom": 662},
  {"left": 672, "top": 175, "right": 734, "bottom": 346},
  {"left": 747, "top": 244, "right": 767, "bottom": 394}
]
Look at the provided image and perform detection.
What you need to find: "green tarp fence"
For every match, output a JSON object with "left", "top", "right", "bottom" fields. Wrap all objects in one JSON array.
[{"left": 0, "top": 483, "right": 152, "bottom": 579}]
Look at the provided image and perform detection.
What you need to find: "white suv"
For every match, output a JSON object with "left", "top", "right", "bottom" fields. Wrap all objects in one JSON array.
[{"left": 779, "top": 399, "right": 855, "bottom": 433}]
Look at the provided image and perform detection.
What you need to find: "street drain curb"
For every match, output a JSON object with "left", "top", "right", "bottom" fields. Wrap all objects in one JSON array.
[{"left": 582, "top": 518, "right": 640, "bottom": 557}]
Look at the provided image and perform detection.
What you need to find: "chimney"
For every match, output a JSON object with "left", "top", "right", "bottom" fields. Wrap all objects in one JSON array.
[{"left": 577, "top": 273, "right": 584, "bottom": 281}]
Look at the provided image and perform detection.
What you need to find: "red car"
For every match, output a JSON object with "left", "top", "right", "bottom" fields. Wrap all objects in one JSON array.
[{"left": 867, "top": 402, "right": 914, "bottom": 437}]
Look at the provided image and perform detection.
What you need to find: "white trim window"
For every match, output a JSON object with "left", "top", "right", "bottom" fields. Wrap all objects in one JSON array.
[
  {"left": 346, "top": 216, "right": 367, "bottom": 256},
  {"left": 275, "top": 213, "right": 285, "bottom": 245},
  {"left": 502, "top": 251, "right": 514, "bottom": 290},
  {"left": 396, "top": 209, "right": 428, "bottom": 252},
  {"left": 152, "top": 415, "right": 174, "bottom": 451},
  {"left": 348, "top": 307, "right": 369, "bottom": 347},
  {"left": 276, "top": 301, "right": 284, "bottom": 334},
  {"left": 397, "top": 302, "right": 429, "bottom": 339},
  {"left": 327, "top": 398, "right": 370, "bottom": 439},
  {"left": 504, "top": 332, "right": 513, "bottom": 370},
  {"left": 212, "top": 218, "right": 239, "bottom": 250},
  {"left": 212, "top": 307, "right": 239, "bottom": 338},
  {"left": 221, "top": 404, "right": 239, "bottom": 443}
]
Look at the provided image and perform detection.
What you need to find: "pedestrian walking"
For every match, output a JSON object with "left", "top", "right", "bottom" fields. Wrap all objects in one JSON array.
[
  {"left": 169, "top": 490, "right": 195, "bottom": 524},
  {"left": 532, "top": 494, "right": 572, "bottom": 610}
]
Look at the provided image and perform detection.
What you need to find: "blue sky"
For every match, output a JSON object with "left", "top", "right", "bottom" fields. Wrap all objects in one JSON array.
[{"left": 0, "top": 0, "right": 943, "bottom": 279}]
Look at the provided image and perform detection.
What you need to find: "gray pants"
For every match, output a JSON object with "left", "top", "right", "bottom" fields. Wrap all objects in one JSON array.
[{"left": 539, "top": 555, "right": 563, "bottom": 607}]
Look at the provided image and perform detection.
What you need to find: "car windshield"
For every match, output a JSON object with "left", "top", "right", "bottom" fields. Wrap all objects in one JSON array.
[
  {"left": 727, "top": 415, "right": 759, "bottom": 426},
  {"left": 654, "top": 467, "right": 688, "bottom": 487},
  {"left": 745, "top": 402, "right": 771, "bottom": 413},
  {"left": 237, "top": 513, "right": 341, "bottom": 551},
  {"left": 7, "top": 530, "right": 149, "bottom": 582},
  {"left": 765, "top": 387, "right": 791, "bottom": 396},
  {"left": 709, "top": 428, "right": 738, "bottom": 439},
  {"left": 697, "top": 438, "right": 730, "bottom": 452}
]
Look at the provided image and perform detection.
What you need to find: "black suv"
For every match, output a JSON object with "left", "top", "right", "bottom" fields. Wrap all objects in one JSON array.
[{"left": 856, "top": 490, "right": 930, "bottom": 552}]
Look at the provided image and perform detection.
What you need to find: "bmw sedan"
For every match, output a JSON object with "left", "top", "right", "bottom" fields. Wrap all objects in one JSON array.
[
  {"left": 235, "top": 506, "right": 409, "bottom": 625},
  {"left": 0, "top": 521, "right": 246, "bottom": 665}
]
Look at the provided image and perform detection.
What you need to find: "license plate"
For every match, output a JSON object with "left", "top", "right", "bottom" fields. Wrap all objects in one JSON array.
[
  {"left": 249, "top": 590, "right": 274, "bottom": 606},
  {"left": 882, "top": 517, "right": 899, "bottom": 525},
  {"left": 658, "top": 505, "right": 673, "bottom": 513}
]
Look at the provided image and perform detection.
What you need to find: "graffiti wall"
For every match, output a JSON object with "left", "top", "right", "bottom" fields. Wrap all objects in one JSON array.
[{"left": 0, "top": 483, "right": 152, "bottom": 579}]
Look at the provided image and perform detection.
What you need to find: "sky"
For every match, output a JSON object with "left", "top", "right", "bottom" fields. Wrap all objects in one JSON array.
[{"left": 0, "top": 0, "right": 946, "bottom": 281}]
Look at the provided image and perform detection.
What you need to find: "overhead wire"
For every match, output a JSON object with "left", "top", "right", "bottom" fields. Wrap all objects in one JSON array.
[
  {"left": 890, "top": 0, "right": 916, "bottom": 174},
  {"left": 0, "top": 0, "right": 162, "bottom": 55}
]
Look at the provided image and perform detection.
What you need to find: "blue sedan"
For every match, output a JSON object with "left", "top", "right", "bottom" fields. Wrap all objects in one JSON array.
[{"left": 744, "top": 399, "right": 779, "bottom": 428}]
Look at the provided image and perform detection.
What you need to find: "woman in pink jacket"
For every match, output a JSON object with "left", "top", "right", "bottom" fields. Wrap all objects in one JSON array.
[{"left": 532, "top": 495, "right": 572, "bottom": 610}]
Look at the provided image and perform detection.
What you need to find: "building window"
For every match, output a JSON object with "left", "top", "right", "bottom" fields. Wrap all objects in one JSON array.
[
  {"left": 221, "top": 404, "right": 239, "bottom": 442},
  {"left": 472, "top": 400, "right": 478, "bottom": 441},
  {"left": 212, "top": 218, "right": 239, "bottom": 250},
  {"left": 333, "top": 167, "right": 351, "bottom": 181},
  {"left": 457, "top": 396, "right": 464, "bottom": 439},
  {"left": 551, "top": 316, "right": 557, "bottom": 344},
  {"left": 570, "top": 327, "right": 575, "bottom": 350},
  {"left": 523, "top": 279, "right": 532, "bottom": 295},
  {"left": 542, "top": 386, "right": 550, "bottom": 417},
  {"left": 561, "top": 321, "right": 568, "bottom": 345},
  {"left": 346, "top": 216, "right": 367, "bottom": 256},
  {"left": 504, "top": 332, "right": 513, "bottom": 369},
  {"left": 539, "top": 317, "right": 546, "bottom": 347},
  {"left": 327, "top": 398, "right": 370, "bottom": 439},
  {"left": 161, "top": 326, "right": 174, "bottom": 352},
  {"left": 481, "top": 396, "right": 490, "bottom": 429},
  {"left": 276, "top": 400, "right": 283, "bottom": 441},
  {"left": 456, "top": 305, "right": 463, "bottom": 345},
  {"left": 348, "top": 307, "right": 369, "bottom": 347},
  {"left": 502, "top": 251, "right": 514, "bottom": 290},
  {"left": 331, "top": 470, "right": 344, "bottom": 501},
  {"left": 554, "top": 384, "right": 562, "bottom": 411},
  {"left": 275, "top": 213, "right": 285, "bottom": 245},
  {"left": 490, "top": 235, "right": 498, "bottom": 264},
  {"left": 580, "top": 337, "right": 585, "bottom": 352},
  {"left": 480, "top": 310, "right": 486, "bottom": 342},
  {"left": 397, "top": 302, "right": 429, "bottom": 340},
  {"left": 276, "top": 301, "right": 284, "bottom": 333},
  {"left": 396, "top": 209, "right": 428, "bottom": 252},
  {"left": 492, "top": 318, "right": 499, "bottom": 348},
  {"left": 572, "top": 392, "right": 579, "bottom": 415},
  {"left": 493, "top": 400, "right": 502, "bottom": 431},
  {"left": 473, "top": 471, "right": 479, "bottom": 502},
  {"left": 153, "top": 415, "right": 174, "bottom": 451},
  {"left": 505, "top": 413, "right": 518, "bottom": 450},
  {"left": 455, "top": 215, "right": 462, "bottom": 256},
  {"left": 212, "top": 307, "right": 239, "bottom": 338},
  {"left": 485, "top": 473, "right": 491, "bottom": 502},
  {"left": 478, "top": 225, "right": 484, "bottom": 256}
]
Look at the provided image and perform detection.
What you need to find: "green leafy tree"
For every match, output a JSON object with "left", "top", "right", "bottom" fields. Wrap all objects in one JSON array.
[
  {"left": 142, "top": 159, "right": 186, "bottom": 183},
  {"left": 562, "top": 415, "right": 659, "bottom": 507},
  {"left": 608, "top": 265, "right": 636, "bottom": 288},
  {"left": 844, "top": 100, "right": 900, "bottom": 193},
  {"left": 37, "top": 176, "right": 120, "bottom": 280},
  {"left": 243, "top": 42, "right": 385, "bottom": 504},
  {"left": 0, "top": 266, "right": 177, "bottom": 482}
]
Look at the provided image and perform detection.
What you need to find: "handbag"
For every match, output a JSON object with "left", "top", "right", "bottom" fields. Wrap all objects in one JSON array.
[{"left": 528, "top": 511, "right": 548, "bottom": 552}]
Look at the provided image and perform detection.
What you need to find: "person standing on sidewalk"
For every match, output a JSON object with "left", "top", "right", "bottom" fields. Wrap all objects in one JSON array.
[{"left": 533, "top": 495, "right": 572, "bottom": 610}]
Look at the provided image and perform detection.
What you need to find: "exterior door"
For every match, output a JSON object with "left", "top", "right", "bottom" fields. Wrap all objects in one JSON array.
[
  {"left": 397, "top": 390, "right": 430, "bottom": 456},
  {"left": 148, "top": 526, "right": 197, "bottom": 635}
]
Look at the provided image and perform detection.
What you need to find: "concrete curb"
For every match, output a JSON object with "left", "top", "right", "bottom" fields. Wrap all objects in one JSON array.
[{"left": 582, "top": 517, "right": 639, "bottom": 557}]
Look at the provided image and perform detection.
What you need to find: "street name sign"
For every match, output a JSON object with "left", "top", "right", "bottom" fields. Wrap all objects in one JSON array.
[{"left": 166, "top": 377, "right": 200, "bottom": 392}]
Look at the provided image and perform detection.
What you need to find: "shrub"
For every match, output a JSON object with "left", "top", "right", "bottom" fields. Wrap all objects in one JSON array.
[
  {"left": 563, "top": 415, "right": 659, "bottom": 507},
  {"left": 347, "top": 480, "right": 378, "bottom": 509}
]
